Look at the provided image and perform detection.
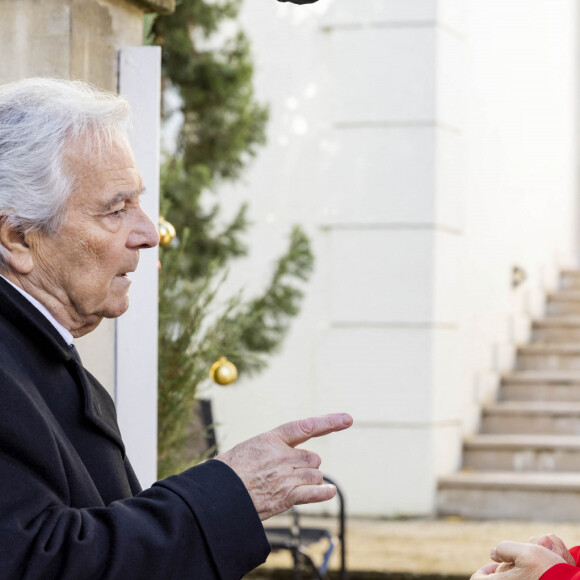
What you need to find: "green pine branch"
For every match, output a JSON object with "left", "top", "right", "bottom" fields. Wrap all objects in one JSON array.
[{"left": 153, "top": 0, "right": 315, "bottom": 478}]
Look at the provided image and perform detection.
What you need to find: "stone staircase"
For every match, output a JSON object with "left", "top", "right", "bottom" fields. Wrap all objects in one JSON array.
[{"left": 437, "top": 270, "right": 580, "bottom": 521}]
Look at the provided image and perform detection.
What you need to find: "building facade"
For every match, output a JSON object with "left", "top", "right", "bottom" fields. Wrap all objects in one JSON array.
[{"left": 210, "top": 0, "right": 580, "bottom": 517}]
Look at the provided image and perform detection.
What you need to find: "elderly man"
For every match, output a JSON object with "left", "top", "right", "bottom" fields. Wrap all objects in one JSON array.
[{"left": 0, "top": 78, "right": 352, "bottom": 579}]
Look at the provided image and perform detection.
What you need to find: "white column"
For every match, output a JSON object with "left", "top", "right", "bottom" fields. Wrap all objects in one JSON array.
[
  {"left": 312, "top": 0, "right": 467, "bottom": 515},
  {"left": 116, "top": 46, "right": 161, "bottom": 488},
  {"left": 210, "top": 0, "right": 467, "bottom": 516}
]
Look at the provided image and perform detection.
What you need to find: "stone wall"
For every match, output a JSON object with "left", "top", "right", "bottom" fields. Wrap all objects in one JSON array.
[{"left": 0, "top": 0, "right": 157, "bottom": 89}]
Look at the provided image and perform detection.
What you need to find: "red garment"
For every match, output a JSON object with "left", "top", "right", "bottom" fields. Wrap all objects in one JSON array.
[{"left": 541, "top": 546, "right": 580, "bottom": 580}]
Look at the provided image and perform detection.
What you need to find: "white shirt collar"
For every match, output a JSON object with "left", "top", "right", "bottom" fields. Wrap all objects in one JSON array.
[{"left": 0, "top": 275, "right": 74, "bottom": 346}]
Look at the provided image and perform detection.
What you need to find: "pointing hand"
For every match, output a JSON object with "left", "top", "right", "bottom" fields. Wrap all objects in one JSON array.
[{"left": 216, "top": 413, "right": 353, "bottom": 520}]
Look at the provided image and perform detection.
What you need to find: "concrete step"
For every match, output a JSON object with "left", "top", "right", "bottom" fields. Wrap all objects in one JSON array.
[
  {"left": 561, "top": 270, "right": 580, "bottom": 291},
  {"left": 481, "top": 401, "right": 580, "bottom": 435},
  {"left": 437, "top": 471, "right": 580, "bottom": 521},
  {"left": 532, "top": 318, "right": 580, "bottom": 342},
  {"left": 547, "top": 291, "right": 580, "bottom": 316},
  {"left": 439, "top": 271, "right": 580, "bottom": 524},
  {"left": 516, "top": 343, "right": 580, "bottom": 370},
  {"left": 463, "top": 434, "right": 580, "bottom": 471},
  {"left": 501, "top": 371, "right": 580, "bottom": 401}
]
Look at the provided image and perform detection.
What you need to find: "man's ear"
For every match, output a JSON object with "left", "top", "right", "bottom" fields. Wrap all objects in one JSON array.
[{"left": 0, "top": 217, "right": 33, "bottom": 274}]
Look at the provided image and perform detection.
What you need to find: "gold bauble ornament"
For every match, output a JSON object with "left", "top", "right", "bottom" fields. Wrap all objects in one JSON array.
[
  {"left": 158, "top": 216, "right": 177, "bottom": 247},
  {"left": 209, "top": 357, "right": 238, "bottom": 386}
]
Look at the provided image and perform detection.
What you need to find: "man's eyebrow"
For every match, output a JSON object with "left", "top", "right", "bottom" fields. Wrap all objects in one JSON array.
[{"left": 102, "top": 187, "right": 146, "bottom": 211}]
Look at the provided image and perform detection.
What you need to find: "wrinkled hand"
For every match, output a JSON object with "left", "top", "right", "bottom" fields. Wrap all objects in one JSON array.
[
  {"left": 471, "top": 542, "right": 568, "bottom": 580},
  {"left": 215, "top": 413, "right": 353, "bottom": 520},
  {"left": 528, "top": 534, "right": 576, "bottom": 567}
]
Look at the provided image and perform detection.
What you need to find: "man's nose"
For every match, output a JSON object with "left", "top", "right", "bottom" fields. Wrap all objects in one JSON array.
[{"left": 129, "top": 207, "right": 160, "bottom": 249}]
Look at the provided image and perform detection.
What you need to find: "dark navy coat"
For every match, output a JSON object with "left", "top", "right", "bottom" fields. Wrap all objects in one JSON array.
[{"left": 0, "top": 276, "right": 270, "bottom": 579}]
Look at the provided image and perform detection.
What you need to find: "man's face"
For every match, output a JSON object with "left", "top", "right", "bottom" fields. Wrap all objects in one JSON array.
[{"left": 25, "top": 133, "right": 158, "bottom": 336}]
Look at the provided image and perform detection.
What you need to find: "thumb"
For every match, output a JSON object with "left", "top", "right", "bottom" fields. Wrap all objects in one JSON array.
[{"left": 274, "top": 413, "right": 353, "bottom": 447}]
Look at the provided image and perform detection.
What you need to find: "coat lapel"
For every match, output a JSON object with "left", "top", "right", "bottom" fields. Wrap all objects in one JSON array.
[{"left": 67, "top": 354, "right": 126, "bottom": 455}]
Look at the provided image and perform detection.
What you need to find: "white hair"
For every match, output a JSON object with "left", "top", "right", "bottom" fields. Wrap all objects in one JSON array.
[{"left": 0, "top": 78, "right": 131, "bottom": 267}]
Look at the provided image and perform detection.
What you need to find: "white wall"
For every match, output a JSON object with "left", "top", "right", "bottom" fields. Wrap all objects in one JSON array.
[
  {"left": 209, "top": 0, "right": 579, "bottom": 517},
  {"left": 460, "top": 0, "right": 579, "bottom": 433}
]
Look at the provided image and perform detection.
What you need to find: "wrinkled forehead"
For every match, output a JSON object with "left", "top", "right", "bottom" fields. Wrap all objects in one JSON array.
[
  {"left": 61, "top": 128, "right": 138, "bottom": 187},
  {"left": 60, "top": 130, "right": 141, "bottom": 206},
  {"left": 63, "top": 127, "right": 135, "bottom": 167}
]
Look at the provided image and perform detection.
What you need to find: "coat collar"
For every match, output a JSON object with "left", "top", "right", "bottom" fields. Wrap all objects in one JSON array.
[
  {"left": 0, "top": 274, "right": 73, "bottom": 345},
  {"left": 0, "top": 276, "right": 125, "bottom": 454}
]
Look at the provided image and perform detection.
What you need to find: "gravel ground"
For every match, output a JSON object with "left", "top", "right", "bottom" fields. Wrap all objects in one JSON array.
[{"left": 249, "top": 516, "right": 580, "bottom": 578}]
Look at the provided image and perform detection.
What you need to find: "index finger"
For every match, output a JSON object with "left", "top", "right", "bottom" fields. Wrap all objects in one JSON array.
[
  {"left": 492, "top": 541, "right": 528, "bottom": 564},
  {"left": 275, "top": 413, "right": 353, "bottom": 447},
  {"left": 493, "top": 541, "right": 556, "bottom": 567}
]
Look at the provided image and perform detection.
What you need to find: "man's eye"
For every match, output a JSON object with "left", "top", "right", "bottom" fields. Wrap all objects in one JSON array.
[{"left": 110, "top": 207, "right": 127, "bottom": 218}]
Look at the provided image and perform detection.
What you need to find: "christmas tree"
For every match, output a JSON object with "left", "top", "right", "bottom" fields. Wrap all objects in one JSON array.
[{"left": 150, "top": 0, "right": 314, "bottom": 479}]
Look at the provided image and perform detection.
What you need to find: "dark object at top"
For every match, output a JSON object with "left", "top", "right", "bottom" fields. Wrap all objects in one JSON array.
[{"left": 278, "top": 0, "right": 319, "bottom": 4}]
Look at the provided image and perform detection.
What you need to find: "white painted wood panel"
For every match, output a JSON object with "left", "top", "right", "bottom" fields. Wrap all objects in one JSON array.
[{"left": 117, "top": 46, "right": 161, "bottom": 488}]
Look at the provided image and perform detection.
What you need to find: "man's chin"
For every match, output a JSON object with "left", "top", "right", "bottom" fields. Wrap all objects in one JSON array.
[
  {"left": 90, "top": 295, "right": 131, "bottom": 323},
  {"left": 103, "top": 300, "right": 130, "bottom": 320}
]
